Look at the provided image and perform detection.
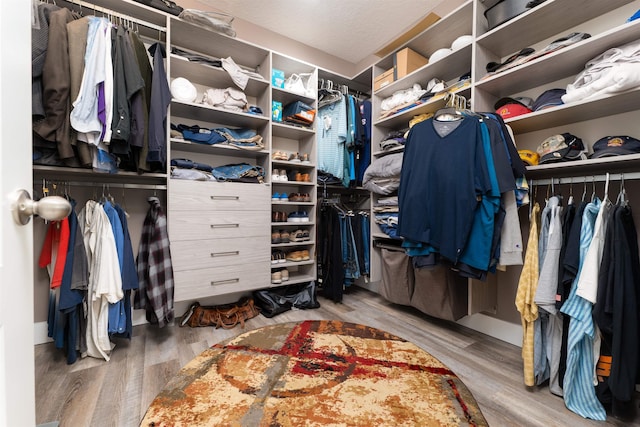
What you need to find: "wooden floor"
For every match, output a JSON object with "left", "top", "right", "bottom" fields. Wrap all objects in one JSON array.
[{"left": 35, "top": 286, "right": 639, "bottom": 427}]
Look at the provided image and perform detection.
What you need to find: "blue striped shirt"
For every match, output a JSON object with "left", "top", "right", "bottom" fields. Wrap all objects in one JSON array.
[{"left": 560, "top": 199, "right": 606, "bottom": 420}]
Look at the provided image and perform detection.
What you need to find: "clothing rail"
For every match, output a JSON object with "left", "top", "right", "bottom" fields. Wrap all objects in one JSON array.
[
  {"left": 55, "top": 0, "right": 167, "bottom": 33},
  {"left": 42, "top": 180, "right": 167, "bottom": 191},
  {"left": 531, "top": 171, "right": 640, "bottom": 186}
]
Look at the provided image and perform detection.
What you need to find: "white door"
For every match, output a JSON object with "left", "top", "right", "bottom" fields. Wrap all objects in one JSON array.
[{"left": 0, "top": 1, "right": 36, "bottom": 425}]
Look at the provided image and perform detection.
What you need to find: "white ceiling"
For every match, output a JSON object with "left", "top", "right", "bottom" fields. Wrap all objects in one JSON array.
[{"left": 189, "top": 0, "right": 448, "bottom": 63}]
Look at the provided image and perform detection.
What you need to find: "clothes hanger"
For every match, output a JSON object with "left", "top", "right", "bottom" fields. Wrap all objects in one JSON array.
[
  {"left": 590, "top": 175, "right": 597, "bottom": 202},
  {"left": 434, "top": 93, "right": 466, "bottom": 122},
  {"left": 581, "top": 176, "right": 587, "bottom": 202},
  {"left": 617, "top": 173, "right": 628, "bottom": 206}
]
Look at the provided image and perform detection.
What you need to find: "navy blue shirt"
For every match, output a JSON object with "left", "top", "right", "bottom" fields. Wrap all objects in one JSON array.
[{"left": 398, "top": 117, "right": 491, "bottom": 263}]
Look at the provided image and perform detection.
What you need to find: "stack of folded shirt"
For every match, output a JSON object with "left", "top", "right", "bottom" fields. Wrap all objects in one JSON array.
[{"left": 374, "top": 196, "right": 399, "bottom": 238}]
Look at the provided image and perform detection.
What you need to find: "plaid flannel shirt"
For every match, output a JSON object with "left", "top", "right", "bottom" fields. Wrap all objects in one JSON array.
[{"left": 135, "top": 198, "right": 174, "bottom": 327}]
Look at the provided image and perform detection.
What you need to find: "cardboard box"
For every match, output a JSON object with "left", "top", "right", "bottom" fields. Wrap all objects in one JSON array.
[
  {"left": 272, "top": 69, "right": 285, "bottom": 88},
  {"left": 393, "top": 47, "right": 429, "bottom": 79},
  {"left": 374, "top": 68, "right": 394, "bottom": 91},
  {"left": 272, "top": 101, "right": 283, "bottom": 122}
]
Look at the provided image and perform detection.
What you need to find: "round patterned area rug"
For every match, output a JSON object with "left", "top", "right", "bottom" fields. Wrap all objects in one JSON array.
[{"left": 141, "top": 320, "right": 488, "bottom": 426}]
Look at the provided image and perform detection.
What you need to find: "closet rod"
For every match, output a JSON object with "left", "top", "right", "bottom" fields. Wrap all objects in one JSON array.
[
  {"left": 57, "top": 0, "right": 167, "bottom": 32},
  {"left": 45, "top": 180, "right": 167, "bottom": 190},
  {"left": 531, "top": 172, "right": 640, "bottom": 186}
]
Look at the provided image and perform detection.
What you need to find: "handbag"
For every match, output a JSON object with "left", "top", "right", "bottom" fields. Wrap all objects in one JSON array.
[
  {"left": 179, "top": 297, "right": 260, "bottom": 328},
  {"left": 253, "top": 281, "right": 320, "bottom": 318}
]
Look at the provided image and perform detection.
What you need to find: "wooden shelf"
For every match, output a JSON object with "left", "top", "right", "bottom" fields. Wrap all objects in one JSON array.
[
  {"left": 171, "top": 138, "right": 269, "bottom": 157},
  {"left": 269, "top": 273, "right": 317, "bottom": 287},
  {"left": 504, "top": 87, "right": 640, "bottom": 134},
  {"left": 525, "top": 153, "right": 640, "bottom": 179},
  {"left": 475, "top": 0, "right": 632, "bottom": 57},
  {"left": 272, "top": 122, "right": 316, "bottom": 139},
  {"left": 271, "top": 241, "right": 316, "bottom": 248},
  {"left": 170, "top": 100, "right": 270, "bottom": 128},
  {"left": 33, "top": 165, "right": 167, "bottom": 184},
  {"left": 373, "top": 146, "right": 404, "bottom": 158},
  {"left": 272, "top": 86, "right": 316, "bottom": 107},
  {"left": 169, "top": 54, "right": 269, "bottom": 98},
  {"left": 475, "top": 19, "right": 640, "bottom": 97}
]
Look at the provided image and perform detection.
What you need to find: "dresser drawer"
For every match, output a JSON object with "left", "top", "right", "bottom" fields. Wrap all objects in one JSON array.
[
  {"left": 169, "top": 180, "right": 270, "bottom": 211},
  {"left": 169, "top": 211, "right": 269, "bottom": 240},
  {"left": 174, "top": 264, "right": 270, "bottom": 301},
  {"left": 171, "top": 236, "right": 270, "bottom": 271}
]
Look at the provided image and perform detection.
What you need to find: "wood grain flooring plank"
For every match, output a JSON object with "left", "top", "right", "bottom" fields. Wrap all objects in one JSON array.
[{"left": 140, "top": 359, "right": 181, "bottom": 419}]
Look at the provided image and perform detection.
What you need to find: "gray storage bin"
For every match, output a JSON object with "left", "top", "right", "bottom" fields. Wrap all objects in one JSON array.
[
  {"left": 379, "top": 248, "right": 414, "bottom": 306},
  {"left": 410, "top": 264, "right": 468, "bottom": 321}
]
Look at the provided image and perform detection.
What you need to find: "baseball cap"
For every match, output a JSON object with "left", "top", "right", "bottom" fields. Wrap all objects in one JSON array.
[
  {"left": 532, "top": 88, "right": 566, "bottom": 111},
  {"left": 494, "top": 97, "right": 533, "bottom": 119},
  {"left": 536, "top": 133, "right": 587, "bottom": 164},
  {"left": 518, "top": 149, "right": 539, "bottom": 166},
  {"left": 590, "top": 135, "right": 640, "bottom": 158}
]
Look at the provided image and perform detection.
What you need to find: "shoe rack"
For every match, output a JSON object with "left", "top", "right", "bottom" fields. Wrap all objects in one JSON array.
[{"left": 270, "top": 53, "right": 318, "bottom": 287}]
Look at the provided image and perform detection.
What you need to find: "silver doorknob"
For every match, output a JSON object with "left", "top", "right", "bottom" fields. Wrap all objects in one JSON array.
[{"left": 11, "top": 189, "right": 72, "bottom": 225}]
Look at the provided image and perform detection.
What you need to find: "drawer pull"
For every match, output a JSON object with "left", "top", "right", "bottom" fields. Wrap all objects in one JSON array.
[
  {"left": 210, "top": 251, "right": 239, "bottom": 257},
  {"left": 211, "top": 278, "right": 240, "bottom": 286},
  {"left": 210, "top": 223, "right": 239, "bottom": 228},
  {"left": 210, "top": 195, "right": 240, "bottom": 200}
]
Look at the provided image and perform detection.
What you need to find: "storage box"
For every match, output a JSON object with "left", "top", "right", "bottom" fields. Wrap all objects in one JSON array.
[
  {"left": 272, "top": 101, "right": 282, "bottom": 122},
  {"left": 393, "top": 47, "right": 429, "bottom": 80},
  {"left": 283, "top": 100, "right": 315, "bottom": 125},
  {"left": 272, "top": 68, "right": 285, "bottom": 88},
  {"left": 374, "top": 68, "right": 394, "bottom": 91}
]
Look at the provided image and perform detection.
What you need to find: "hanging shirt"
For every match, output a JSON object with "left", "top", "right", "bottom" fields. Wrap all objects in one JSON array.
[
  {"left": 515, "top": 202, "right": 541, "bottom": 386},
  {"left": 317, "top": 95, "right": 347, "bottom": 181},
  {"left": 398, "top": 116, "right": 491, "bottom": 264},
  {"left": 39, "top": 219, "right": 70, "bottom": 289},
  {"left": 147, "top": 42, "right": 171, "bottom": 168},
  {"left": 560, "top": 199, "right": 607, "bottom": 420}
]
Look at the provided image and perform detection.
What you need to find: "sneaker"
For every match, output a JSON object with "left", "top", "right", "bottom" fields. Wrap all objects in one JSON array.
[
  {"left": 301, "top": 230, "right": 310, "bottom": 241},
  {"left": 279, "top": 229, "right": 290, "bottom": 243},
  {"left": 271, "top": 250, "right": 280, "bottom": 264},
  {"left": 281, "top": 268, "right": 289, "bottom": 281},
  {"left": 273, "top": 211, "right": 287, "bottom": 222},
  {"left": 290, "top": 229, "right": 305, "bottom": 242},
  {"left": 271, "top": 270, "right": 282, "bottom": 284},
  {"left": 300, "top": 153, "right": 310, "bottom": 164},
  {"left": 289, "top": 193, "right": 303, "bottom": 202},
  {"left": 279, "top": 169, "right": 289, "bottom": 181},
  {"left": 279, "top": 193, "right": 289, "bottom": 202},
  {"left": 301, "top": 173, "right": 311, "bottom": 182},
  {"left": 272, "top": 169, "right": 280, "bottom": 181},
  {"left": 271, "top": 231, "right": 281, "bottom": 244},
  {"left": 288, "top": 152, "right": 301, "bottom": 162},
  {"left": 286, "top": 251, "right": 302, "bottom": 262},
  {"left": 300, "top": 193, "right": 311, "bottom": 202},
  {"left": 300, "top": 250, "right": 310, "bottom": 261},
  {"left": 287, "top": 212, "right": 301, "bottom": 222},
  {"left": 272, "top": 192, "right": 281, "bottom": 201},
  {"left": 278, "top": 250, "right": 287, "bottom": 263},
  {"left": 299, "top": 211, "right": 310, "bottom": 222}
]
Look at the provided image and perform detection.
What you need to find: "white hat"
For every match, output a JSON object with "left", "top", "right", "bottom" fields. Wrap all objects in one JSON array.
[
  {"left": 451, "top": 35, "right": 473, "bottom": 50},
  {"left": 429, "top": 48, "right": 452, "bottom": 63},
  {"left": 170, "top": 77, "right": 198, "bottom": 103}
]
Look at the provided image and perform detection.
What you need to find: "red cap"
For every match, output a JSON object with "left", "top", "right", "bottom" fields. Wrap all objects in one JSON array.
[{"left": 495, "top": 102, "right": 532, "bottom": 119}]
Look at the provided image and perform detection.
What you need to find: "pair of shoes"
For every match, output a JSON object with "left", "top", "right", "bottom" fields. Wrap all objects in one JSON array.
[
  {"left": 286, "top": 250, "right": 310, "bottom": 262},
  {"left": 287, "top": 211, "right": 309, "bottom": 222},
  {"left": 288, "top": 152, "right": 301, "bottom": 162},
  {"left": 300, "top": 153, "right": 310, "bottom": 164},
  {"left": 271, "top": 250, "right": 287, "bottom": 264},
  {"left": 272, "top": 151, "right": 288, "bottom": 161},
  {"left": 272, "top": 192, "right": 289, "bottom": 201},
  {"left": 272, "top": 169, "right": 289, "bottom": 181},
  {"left": 294, "top": 172, "right": 311, "bottom": 182},
  {"left": 271, "top": 230, "right": 290, "bottom": 243},
  {"left": 272, "top": 211, "right": 287, "bottom": 222},
  {"left": 289, "top": 229, "right": 310, "bottom": 242},
  {"left": 289, "top": 193, "right": 311, "bottom": 202},
  {"left": 271, "top": 267, "right": 289, "bottom": 283}
]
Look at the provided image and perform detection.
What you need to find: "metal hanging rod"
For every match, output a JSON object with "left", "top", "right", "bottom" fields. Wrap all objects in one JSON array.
[
  {"left": 531, "top": 171, "right": 640, "bottom": 186},
  {"left": 44, "top": 180, "right": 167, "bottom": 191},
  {"left": 57, "top": 0, "right": 167, "bottom": 33}
]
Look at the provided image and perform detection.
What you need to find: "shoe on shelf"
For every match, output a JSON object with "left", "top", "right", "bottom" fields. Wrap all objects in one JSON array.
[
  {"left": 278, "top": 250, "right": 287, "bottom": 263},
  {"left": 289, "top": 193, "right": 303, "bottom": 202},
  {"left": 273, "top": 151, "right": 289, "bottom": 161},
  {"left": 271, "top": 270, "right": 282, "bottom": 284},
  {"left": 299, "top": 211, "right": 310, "bottom": 222},
  {"left": 290, "top": 229, "right": 305, "bottom": 242},
  {"left": 301, "top": 173, "right": 311, "bottom": 182},
  {"left": 288, "top": 152, "right": 301, "bottom": 162},
  {"left": 286, "top": 251, "right": 303, "bottom": 262},
  {"left": 287, "top": 212, "right": 301, "bottom": 222},
  {"left": 300, "top": 193, "right": 311, "bottom": 202},
  {"left": 300, "top": 153, "right": 310, "bottom": 164},
  {"left": 281, "top": 268, "right": 289, "bottom": 281},
  {"left": 301, "top": 230, "right": 311, "bottom": 241},
  {"left": 272, "top": 168, "right": 280, "bottom": 182},
  {"left": 279, "top": 229, "right": 290, "bottom": 243},
  {"left": 279, "top": 169, "right": 289, "bottom": 181},
  {"left": 300, "top": 249, "right": 310, "bottom": 261},
  {"left": 273, "top": 211, "right": 287, "bottom": 222},
  {"left": 279, "top": 193, "right": 289, "bottom": 202},
  {"left": 294, "top": 172, "right": 303, "bottom": 182},
  {"left": 272, "top": 192, "right": 281, "bottom": 201},
  {"left": 271, "top": 231, "right": 281, "bottom": 244},
  {"left": 271, "top": 250, "right": 280, "bottom": 264}
]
